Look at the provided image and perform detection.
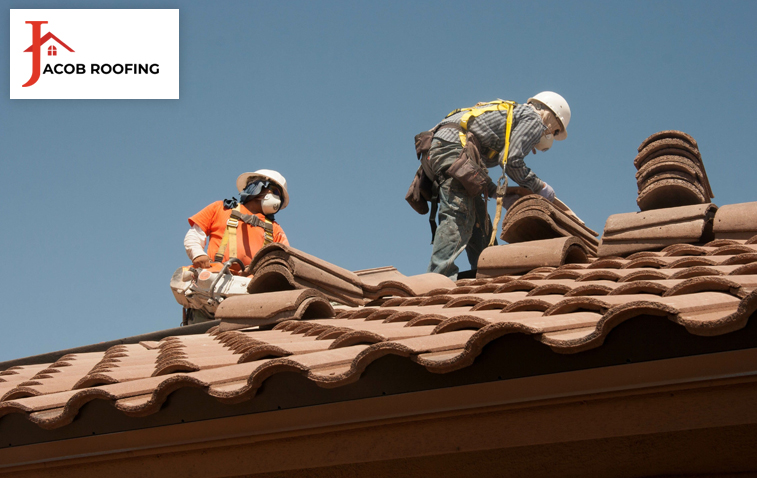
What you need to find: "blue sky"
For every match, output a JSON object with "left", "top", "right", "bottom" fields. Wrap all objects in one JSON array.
[{"left": 1, "top": 1, "right": 756, "bottom": 361}]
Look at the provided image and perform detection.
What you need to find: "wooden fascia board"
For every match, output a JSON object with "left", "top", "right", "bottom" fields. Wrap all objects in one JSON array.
[{"left": 2, "top": 347, "right": 757, "bottom": 475}]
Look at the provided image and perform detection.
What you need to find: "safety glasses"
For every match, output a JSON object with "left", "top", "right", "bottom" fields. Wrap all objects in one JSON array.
[{"left": 267, "top": 184, "right": 282, "bottom": 198}]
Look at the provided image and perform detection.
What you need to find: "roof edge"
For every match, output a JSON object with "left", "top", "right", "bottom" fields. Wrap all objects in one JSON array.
[{"left": 0, "top": 321, "right": 220, "bottom": 371}]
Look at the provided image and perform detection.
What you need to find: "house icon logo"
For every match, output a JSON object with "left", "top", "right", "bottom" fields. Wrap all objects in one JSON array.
[
  {"left": 10, "top": 9, "right": 179, "bottom": 100},
  {"left": 22, "top": 21, "right": 75, "bottom": 88}
]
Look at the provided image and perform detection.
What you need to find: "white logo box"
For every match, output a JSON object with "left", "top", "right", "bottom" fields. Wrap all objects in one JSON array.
[{"left": 10, "top": 9, "right": 179, "bottom": 99}]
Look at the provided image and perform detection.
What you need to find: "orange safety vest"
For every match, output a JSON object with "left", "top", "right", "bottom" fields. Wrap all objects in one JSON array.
[{"left": 188, "top": 201, "right": 289, "bottom": 266}]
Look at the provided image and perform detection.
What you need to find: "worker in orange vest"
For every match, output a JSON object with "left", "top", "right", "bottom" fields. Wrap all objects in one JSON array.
[{"left": 184, "top": 170, "right": 289, "bottom": 272}]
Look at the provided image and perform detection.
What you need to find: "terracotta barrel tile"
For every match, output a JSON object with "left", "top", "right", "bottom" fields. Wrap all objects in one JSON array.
[
  {"left": 1, "top": 352, "right": 106, "bottom": 400},
  {"left": 714, "top": 202, "right": 757, "bottom": 240},
  {"left": 216, "top": 289, "right": 334, "bottom": 331},
  {"left": 354, "top": 266, "right": 405, "bottom": 289},
  {"left": 637, "top": 179, "right": 708, "bottom": 211},
  {"left": 249, "top": 244, "right": 362, "bottom": 287},
  {"left": 500, "top": 198, "right": 599, "bottom": 254},
  {"left": 477, "top": 237, "right": 589, "bottom": 277},
  {"left": 638, "top": 130, "right": 699, "bottom": 152},
  {"left": 635, "top": 155, "right": 705, "bottom": 185},
  {"left": 538, "top": 326, "right": 599, "bottom": 349},
  {"left": 604, "top": 204, "right": 715, "bottom": 235},
  {"left": 635, "top": 138, "right": 702, "bottom": 166},
  {"left": 0, "top": 363, "right": 53, "bottom": 379}
]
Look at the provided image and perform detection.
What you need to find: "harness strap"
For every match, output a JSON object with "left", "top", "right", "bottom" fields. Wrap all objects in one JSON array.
[
  {"left": 214, "top": 206, "right": 240, "bottom": 262},
  {"left": 231, "top": 209, "right": 275, "bottom": 246},
  {"left": 446, "top": 100, "right": 517, "bottom": 159},
  {"left": 488, "top": 102, "right": 515, "bottom": 246},
  {"left": 214, "top": 206, "right": 275, "bottom": 262}
]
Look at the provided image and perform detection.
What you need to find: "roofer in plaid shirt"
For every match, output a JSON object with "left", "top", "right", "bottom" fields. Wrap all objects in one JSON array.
[{"left": 426, "top": 92, "right": 572, "bottom": 278}]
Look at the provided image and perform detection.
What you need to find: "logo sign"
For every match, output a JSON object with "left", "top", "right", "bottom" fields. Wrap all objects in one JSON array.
[{"left": 10, "top": 10, "right": 179, "bottom": 99}]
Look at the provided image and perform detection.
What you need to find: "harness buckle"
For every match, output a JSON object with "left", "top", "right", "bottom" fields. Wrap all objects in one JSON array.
[{"left": 226, "top": 218, "right": 239, "bottom": 227}]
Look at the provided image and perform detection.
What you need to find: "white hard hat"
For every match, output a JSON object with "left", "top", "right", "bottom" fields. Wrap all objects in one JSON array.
[
  {"left": 236, "top": 169, "right": 289, "bottom": 210},
  {"left": 528, "top": 91, "right": 571, "bottom": 141}
]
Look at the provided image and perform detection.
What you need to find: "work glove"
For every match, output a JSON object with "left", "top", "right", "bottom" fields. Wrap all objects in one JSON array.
[
  {"left": 538, "top": 182, "right": 555, "bottom": 202},
  {"left": 192, "top": 255, "right": 212, "bottom": 269}
]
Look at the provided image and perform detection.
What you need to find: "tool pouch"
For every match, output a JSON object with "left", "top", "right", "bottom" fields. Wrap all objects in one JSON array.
[
  {"left": 406, "top": 130, "right": 442, "bottom": 215},
  {"left": 415, "top": 131, "right": 434, "bottom": 160},
  {"left": 407, "top": 125, "right": 468, "bottom": 215},
  {"left": 405, "top": 165, "right": 433, "bottom": 215},
  {"left": 446, "top": 133, "right": 490, "bottom": 197}
]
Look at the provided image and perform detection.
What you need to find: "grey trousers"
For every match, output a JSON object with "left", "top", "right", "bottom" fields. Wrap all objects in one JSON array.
[{"left": 426, "top": 139, "right": 492, "bottom": 278}]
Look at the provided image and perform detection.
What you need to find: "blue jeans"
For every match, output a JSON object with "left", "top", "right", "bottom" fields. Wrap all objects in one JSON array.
[{"left": 426, "top": 140, "right": 492, "bottom": 278}]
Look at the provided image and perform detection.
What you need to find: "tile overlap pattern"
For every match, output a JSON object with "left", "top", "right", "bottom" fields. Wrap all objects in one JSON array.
[{"left": 3, "top": 234, "right": 757, "bottom": 430}]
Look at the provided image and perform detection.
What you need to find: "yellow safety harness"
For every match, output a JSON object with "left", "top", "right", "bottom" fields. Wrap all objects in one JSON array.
[
  {"left": 446, "top": 99, "right": 516, "bottom": 246},
  {"left": 214, "top": 205, "right": 275, "bottom": 263}
]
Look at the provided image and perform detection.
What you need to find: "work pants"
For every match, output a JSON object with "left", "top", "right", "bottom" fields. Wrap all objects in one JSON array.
[{"left": 426, "top": 139, "right": 491, "bottom": 278}]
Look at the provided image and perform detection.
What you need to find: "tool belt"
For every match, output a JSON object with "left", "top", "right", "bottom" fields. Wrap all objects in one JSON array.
[
  {"left": 214, "top": 206, "right": 274, "bottom": 263},
  {"left": 406, "top": 100, "right": 517, "bottom": 244},
  {"left": 446, "top": 131, "right": 492, "bottom": 198},
  {"left": 406, "top": 123, "right": 459, "bottom": 215},
  {"left": 406, "top": 124, "right": 492, "bottom": 242}
]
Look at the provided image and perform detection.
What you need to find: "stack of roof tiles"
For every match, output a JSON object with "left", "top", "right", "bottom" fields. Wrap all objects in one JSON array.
[
  {"left": 635, "top": 130, "right": 714, "bottom": 211},
  {"left": 500, "top": 192, "right": 599, "bottom": 255},
  {"left": 3, "top": 231, "right": 757, "bottom": 430},
  {"left": 245, "top": 244, "right": 456, "bottom": 306},
  {"left": 599, "top": 132, "right": 757, "bottom": 258},
  {"left": 246, "top": 243, "right": 367, "bottom": 306}
]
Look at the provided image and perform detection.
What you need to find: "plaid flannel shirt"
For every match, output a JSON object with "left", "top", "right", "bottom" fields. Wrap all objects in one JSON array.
[{"left": 433, "top": 103, "right": 547, "bottom": 192}]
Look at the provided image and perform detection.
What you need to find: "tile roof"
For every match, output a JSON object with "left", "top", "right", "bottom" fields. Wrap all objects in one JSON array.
[
  {"left": 634, "top": 130, "right": 714, "bottom": 210},
  {"left": 714, "top": 201, "right": 757, "bottom": 240},
  {"left": 3, "top": 231, "right": 757, "bottom": 432},
  {"left": 477, "top": 236, "right": 589, "bottom": 276},
  {"left": 598, "top": 203, "right": 717, "bottom": 257},
  {"left": 500, "top": 194, "right": 599, "bottom": 255},
  {"left": 215, "top": 288, "right": 335, "bottom": 331},
  {"left": 245, "top": 244, "right": 456, "bottom": 305},
  {"left": 2, "top": 129, "right": 757, "bottom": 451}
]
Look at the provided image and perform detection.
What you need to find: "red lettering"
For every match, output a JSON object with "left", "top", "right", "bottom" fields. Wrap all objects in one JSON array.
[{"left": 22, "top": 21, "right": 48, "bottom": 87}]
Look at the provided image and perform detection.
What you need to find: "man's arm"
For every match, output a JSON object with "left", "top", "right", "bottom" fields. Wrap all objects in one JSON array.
[
  {"left": 186, "top": 201, "right": 222, "bottom": 268},
  {"left": 503, "top": 112, "right": 547, "bottom": 192},
  {"left": 184, "top": 224, "right": 211, "bottom": 268}
]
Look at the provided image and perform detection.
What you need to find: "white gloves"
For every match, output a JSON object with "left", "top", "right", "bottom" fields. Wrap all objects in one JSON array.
[{"left": 538, "top": 182, "right": 555, "bottom": 202}]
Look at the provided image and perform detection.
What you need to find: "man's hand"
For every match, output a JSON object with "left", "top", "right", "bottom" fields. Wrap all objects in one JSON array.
[
  {"left": 192, "top": 255, "right": 212, "bottom": 269},
  {"left": 538, "top": 182, "right": 556, "bottom": 202}
]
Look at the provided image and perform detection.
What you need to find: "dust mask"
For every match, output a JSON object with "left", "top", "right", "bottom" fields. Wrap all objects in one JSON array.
[
  {"left": 534, "top": 132, "right": 554, "bottom": 152},
  {"left": 260, "top": 193, "right": 281, "bottom": 215}
]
